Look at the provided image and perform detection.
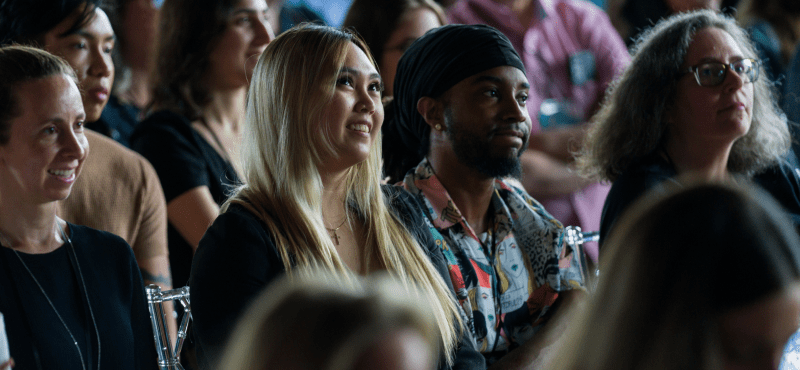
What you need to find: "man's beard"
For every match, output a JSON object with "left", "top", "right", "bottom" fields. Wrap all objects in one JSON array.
[{"left": 444, "top": 111, "right": 525, "bottom": 179}]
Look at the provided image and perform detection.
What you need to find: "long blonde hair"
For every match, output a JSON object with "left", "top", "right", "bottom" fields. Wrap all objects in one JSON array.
[{"left": 225, "top": 24, "right": 460, "bottom": 364}]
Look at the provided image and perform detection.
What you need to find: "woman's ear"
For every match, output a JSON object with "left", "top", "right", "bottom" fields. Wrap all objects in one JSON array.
[{"left": 416, "top": 97, "right": 444, "bottom": 131}]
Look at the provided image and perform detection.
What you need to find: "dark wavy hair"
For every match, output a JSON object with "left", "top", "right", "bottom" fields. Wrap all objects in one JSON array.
[
  {"left": 0, "top": 0, "right": 104, "bottom": 47},
  {"left": 150, "top": 0, "right": 241, "bottom": 120}
]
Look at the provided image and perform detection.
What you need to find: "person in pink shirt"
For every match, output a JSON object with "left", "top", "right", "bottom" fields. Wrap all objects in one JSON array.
[{"left": 448, "top": 0, "right": 630, "bottom": 264}]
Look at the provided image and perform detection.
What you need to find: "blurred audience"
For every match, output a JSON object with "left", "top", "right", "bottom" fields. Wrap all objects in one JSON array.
[
  {"left": 576, "top": 10, "right": 800, "bottom": 245},
  {"left": 343, "top": 0, "right": 445, "bottom": 98},
  {"left": 218, "top": 271, "right": 439, "bottom": 370},
  {"left": 547, "top": 181, "right": 800, "bottom": 370},
  {"left": 737, "top": 0, "right": 800, "bottom": 94},
  {"left": 90, "top": 0, "right": 162, "bottom": 146},
  {"left": 607, "top": 0, "right": 738, "bottom": 46},
  {"left": 131, "top": 0, "right": 274, "bottom": 290}
]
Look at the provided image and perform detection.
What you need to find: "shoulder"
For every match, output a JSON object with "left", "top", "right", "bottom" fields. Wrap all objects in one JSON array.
[
  {"left": 131, "top": 110, "right": 193, "bottom": 144},
  {"left": 68, "top": 223, "right": 135, "bottom": 261},
  {"left": 382, "top": 185, "right": 428, "bottom": 224},
  {"left": 84, "top": 129, "right": 157, "bottom": 180},
  {"left": 200, "top": 203, "right": 276, "bottom": 253}
]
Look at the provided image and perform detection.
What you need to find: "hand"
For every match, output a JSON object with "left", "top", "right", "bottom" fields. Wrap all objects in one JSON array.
[{"left": 1, "top": 358, "right": 14, "bottom": 369}]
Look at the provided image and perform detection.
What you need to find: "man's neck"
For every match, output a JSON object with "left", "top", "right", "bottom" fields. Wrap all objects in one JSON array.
[{"left": 428, "top": 153, "right": 496, "bottom": 235}]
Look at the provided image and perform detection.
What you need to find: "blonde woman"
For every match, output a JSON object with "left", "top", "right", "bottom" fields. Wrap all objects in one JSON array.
[
  {"left": 189, "top": 25, "right": 484, "bottom": 370},
  {"left": 218, "top": 271, "right": 439, "bottom": 370}
]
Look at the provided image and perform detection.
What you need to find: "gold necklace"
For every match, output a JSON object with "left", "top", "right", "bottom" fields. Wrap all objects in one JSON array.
[{"left": 325, "top": 218, "right": 348, "bottom": 246}]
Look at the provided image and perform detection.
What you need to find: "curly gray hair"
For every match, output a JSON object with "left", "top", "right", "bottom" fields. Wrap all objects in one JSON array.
[{"left": 577, "top": 9, "right": 790, "bottom": 182}]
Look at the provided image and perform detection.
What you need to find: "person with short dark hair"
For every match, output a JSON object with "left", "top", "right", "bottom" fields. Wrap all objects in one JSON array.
[{"left": 393, "top": 24, "right": 586, "bottom": 369}]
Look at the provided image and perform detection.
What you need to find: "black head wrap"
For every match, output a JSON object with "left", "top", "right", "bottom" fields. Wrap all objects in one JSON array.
[{"left": 391, "top": 24, "right": 526, "bottom": 159}]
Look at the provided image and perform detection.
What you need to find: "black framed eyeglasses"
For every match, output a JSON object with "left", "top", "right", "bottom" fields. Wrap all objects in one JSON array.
[{"left": 683, "top": 58, "right": 760, "bottom": 87}]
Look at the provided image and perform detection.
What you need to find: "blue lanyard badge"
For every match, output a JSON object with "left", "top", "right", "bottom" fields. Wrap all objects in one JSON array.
[{"left": 569, "top": 50, "right": 595, "bottom": 86}]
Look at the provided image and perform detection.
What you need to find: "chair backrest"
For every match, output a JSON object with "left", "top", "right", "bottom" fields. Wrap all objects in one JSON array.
[
  {"left": 146, "top": 285, "right": 191, "bottom": 370},
  {"left": 564, "top": 226, "right": 600, "bottom": 291}
]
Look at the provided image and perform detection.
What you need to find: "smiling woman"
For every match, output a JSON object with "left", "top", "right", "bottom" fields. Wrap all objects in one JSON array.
[
  {"left": 189, "top": 24, "right": 485, "bottom": 370},
  {"left": 0, "top": 45, "right": 157, "bottom": 370}
]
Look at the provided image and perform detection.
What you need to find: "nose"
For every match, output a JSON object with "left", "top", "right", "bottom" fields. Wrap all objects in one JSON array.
[
  {"left": 355, "top": 88, "right": 377, "bottom": 114},
  {"left": 61, "top": 129, "right": 89, "bottom": 161},
  {"left": 501, "top": 96, "right": 528, "bottom": 124},
  {"left": 723, "top": 65, "right": 745, "bottom": 92},
  {"left": 88, "top": 45, "right": 113, "bottom": 78},
  {"left": 254, "top": 17, "right": 275, "bottom": 47}
]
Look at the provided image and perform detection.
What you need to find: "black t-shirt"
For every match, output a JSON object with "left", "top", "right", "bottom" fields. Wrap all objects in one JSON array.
[
  {"left": 600, "top": 153, "right": 800, "bottom": 248},
  {"left": 189, "top": 185, "right": 486, "bottom": 370},
  {"left": 131, "top": 110, "right": 240, "bottom": 289},
  {"left": 0, "top": 224, "right": 157, "bottom": 370}
]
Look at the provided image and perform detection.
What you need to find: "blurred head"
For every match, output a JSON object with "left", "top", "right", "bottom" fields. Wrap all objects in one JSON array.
[
  {"left": 665, "top": 0, "right": 721, "bottom": 12},
  {"left": 391, "top": 24, "right": 528, "bottom": 177},
  {"left": 342, "top": 0, "right": 445, "bottom": 96},
  {"left": 152, "top": 0, "right": 274, "bottom": 119},
  {"left": 218, "top": 271, "right": 438, "bottom": 370},
  {"left": 550, "top": 181, "right": 800, "bottom": 370},
  {"left": 0, "top": 46, "right": 89, "bottom": 202},
  {"left": 578, "top": 10, "right": 790, "bottom": 182},
  {"left": 0, "top": 0, "right": 115, "bottom": 123}
]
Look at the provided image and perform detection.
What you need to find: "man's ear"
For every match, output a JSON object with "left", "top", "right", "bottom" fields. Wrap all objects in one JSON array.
[{"left": 416, "top": 97, "right": 444, "bottom": 130}]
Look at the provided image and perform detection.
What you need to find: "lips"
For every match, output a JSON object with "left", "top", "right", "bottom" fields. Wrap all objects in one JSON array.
[
  {"left": 48, "top": 168, "right": 77, "bottom": 182},
  {"left": 86, "top": 86, "right": 109, "bottom": 103},
  {"left": 347, "top": 122, "right": 372, "bottom": 134}
]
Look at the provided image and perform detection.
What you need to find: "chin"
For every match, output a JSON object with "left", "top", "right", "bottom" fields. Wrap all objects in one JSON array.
[{"left": 85, "top": 104, "right": 106, "bottom": 123}]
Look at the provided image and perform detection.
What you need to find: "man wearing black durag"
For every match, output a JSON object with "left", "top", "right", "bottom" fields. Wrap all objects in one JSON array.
[{"left": 392, "top": 24, "right": 586, "bottom": 369}]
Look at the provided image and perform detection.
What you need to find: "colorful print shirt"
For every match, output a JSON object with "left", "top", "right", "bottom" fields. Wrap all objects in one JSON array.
[{"left": 401, "top": 159, "right": 585, "bottom": 355}]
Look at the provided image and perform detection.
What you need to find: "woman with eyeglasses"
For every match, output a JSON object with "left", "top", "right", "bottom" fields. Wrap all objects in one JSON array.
[{"left": 575, "top": 9, "right": 800, "bottom": 246}]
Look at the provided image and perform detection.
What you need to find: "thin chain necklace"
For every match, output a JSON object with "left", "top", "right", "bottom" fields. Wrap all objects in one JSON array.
[
  {"left": 325, "top": 217, "right": 348, "bottom": 246},
  {"left": 0, "top": 224, "right": 101, "bottom": 370}
]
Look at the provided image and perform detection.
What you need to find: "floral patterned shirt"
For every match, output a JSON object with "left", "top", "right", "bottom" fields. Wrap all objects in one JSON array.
[{"left": 400, "top": 158, "right": 585, "bottom": 356}]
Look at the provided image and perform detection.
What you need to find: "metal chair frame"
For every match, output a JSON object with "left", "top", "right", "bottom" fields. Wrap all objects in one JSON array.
[
  {"left": 564, "top": 226, "right": 600, "bottom": 290},
  {"left": 146, "top": 285, "right": 191, "bottom": 370}
]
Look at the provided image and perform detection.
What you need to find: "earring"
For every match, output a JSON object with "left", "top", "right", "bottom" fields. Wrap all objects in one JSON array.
[{"left": 434, "top": 124, "right": 442, "bottom": 131}]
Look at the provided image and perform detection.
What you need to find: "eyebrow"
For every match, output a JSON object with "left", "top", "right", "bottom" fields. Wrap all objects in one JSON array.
[
  {"left": 339, "top": 67, "right": 381, "bottom": 81},
  {"left": 232, "top": 7, "right": 267, "bottom": 16},
  {"left": 64, "top": 29, "right": 116, "bottom": 43},
  {"left": 472, "top": 74, "right": 530, "bottom": 89}
]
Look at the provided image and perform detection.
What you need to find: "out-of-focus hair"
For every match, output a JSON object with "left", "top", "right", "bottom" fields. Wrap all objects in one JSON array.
[
  {"left": 577, "top": 10, "right": 790, "bottom": 182},
  {"left": 737, "top": 0, "right": 800, "bottom": 66},
  {"left": 218, "top": 270, "right": 438, "bottom": 370},
  {"left": 225, "top": 24, "right": 460, "bottom": 365},
  {"left": 0, "top": 45, "right": 76, "bottom": 145},
  {"left": 342, "top": 0, "right": 445, "bottom": 74},
  {"left": 150, "top": 0, "right": 240, "bottom": 120},
  {"left": 0, "top": 0, "right": 104, "bottom": 47},
  {"left": 548, "top": 180, "right": 800, "bottom": 370}
]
